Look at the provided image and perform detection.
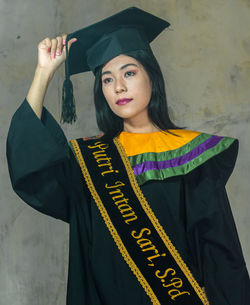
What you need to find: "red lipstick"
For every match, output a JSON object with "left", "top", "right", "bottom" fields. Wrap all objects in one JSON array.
[{"left": 116, "top": 98, "right": 133, "bottom": 105}]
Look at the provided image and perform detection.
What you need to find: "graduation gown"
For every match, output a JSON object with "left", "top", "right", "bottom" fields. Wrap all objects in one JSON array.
[{"left": 6, "top": 98, "right": 250, "bottom": 305}]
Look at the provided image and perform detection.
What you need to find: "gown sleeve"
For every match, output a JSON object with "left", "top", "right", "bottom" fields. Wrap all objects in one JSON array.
[
  {"left": 185, "top": 139, "right": 250, "bottom": 304},
  {"left": 6, "top": 98, "right": 79, "bottom": 223}
]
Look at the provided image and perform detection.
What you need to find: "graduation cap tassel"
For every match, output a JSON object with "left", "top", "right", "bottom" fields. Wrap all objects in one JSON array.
[
  {"left": 61, "top": 78, "right": 76, "bottom": 123},
  {"left": 60, "top": 37, "right": 77, "bottom": 124}
]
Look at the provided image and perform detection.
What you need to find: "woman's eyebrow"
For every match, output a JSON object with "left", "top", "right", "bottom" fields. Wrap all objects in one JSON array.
[{"left": 101, "top": 63, "right": 138, "bottom": 76}]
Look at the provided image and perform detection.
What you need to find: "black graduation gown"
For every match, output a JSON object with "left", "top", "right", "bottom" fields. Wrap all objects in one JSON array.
[{"left": 6, "top": 98, "right": 250, "bottom": 305}]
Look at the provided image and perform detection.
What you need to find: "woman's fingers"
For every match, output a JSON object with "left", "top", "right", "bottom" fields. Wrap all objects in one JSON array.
[
  {"left": 45, "top": 37, "right": 52, "bottom": 51},
  {"left": 60, "top": 36, "right": 78, "bottom": 55},
  {"left": 50, "top": 38, "right": 57, "bottom": 58},
  {"left": 38, "top": 37, "right": 52, "bottom": 51},
  {"left": 37, "top": 34, "right": 78, "bottom": 72},
  {"left": 68, "top": 37, "right": 77, "bottom": 51},
  {"left": 55, "top": 36, "right": 63, "bottom": 56},
  {"left": 38, "top": 34, "right": 77, "bottom": 58},
  {"left": 62, "top": 33, "right": 67, "bottom": 46}
]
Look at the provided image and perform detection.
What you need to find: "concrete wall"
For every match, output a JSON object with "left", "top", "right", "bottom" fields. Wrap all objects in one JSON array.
[{"left": 1, "top": 0, "right": 249, "bottom": 304}]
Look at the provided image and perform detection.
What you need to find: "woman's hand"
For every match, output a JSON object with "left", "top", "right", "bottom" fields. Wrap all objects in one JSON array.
[
  {"left": 37, "top": 34, "right": 77, "bottom": 74},
  {"left": 26, "top": 34, "right": 77, "bottom": 119}
]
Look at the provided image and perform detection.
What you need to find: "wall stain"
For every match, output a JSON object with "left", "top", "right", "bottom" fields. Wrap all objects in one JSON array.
[
  {"left": 167, "top": 105, "right": 175, "bottom": 121},
  {"left": 240, "top": 0, "right": 250, "bottom": 8},
  {"left": 242, "top": 37, "right": 250, "bottom": 54},
  {"left": 0, "top": 50, "right": 8, "bottom": 58},
  {"left": 201, "top": 106, "right": 214, "bottom": 117},
  {"left": 0, "top": 207, "right": 24, "bottom": 243},
  {"left": 228, "top": 61, "right": 250, "bottom": 93},
  {"left": 22, "top": 233, "right": 42, "bottom": 247},
  {"left": 230, "top": 65, "right": 240, "bottom": 84},
  {"left": 197, "top": 111, "right": 250, "bottom": 133}
]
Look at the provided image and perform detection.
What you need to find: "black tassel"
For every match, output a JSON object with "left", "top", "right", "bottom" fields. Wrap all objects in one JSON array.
[
  {"left": 60, "top": 34, "right": 77, "bottom": 124},
  {"left": 60, "top": 78, "right": 77, "bottom": 124}
]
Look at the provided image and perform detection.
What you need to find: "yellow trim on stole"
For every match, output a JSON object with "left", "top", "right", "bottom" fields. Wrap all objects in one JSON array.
[
  {"left": 70, "top": 139, "right": 161, "bottom": 305},
  {"left": 118, "top": 129, "right": 201, "bottom": 157}
]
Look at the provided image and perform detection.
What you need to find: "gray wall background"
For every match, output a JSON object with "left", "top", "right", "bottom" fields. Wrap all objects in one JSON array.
[{"left": 1, "top": 0, "right": 249, "bottom": 304}]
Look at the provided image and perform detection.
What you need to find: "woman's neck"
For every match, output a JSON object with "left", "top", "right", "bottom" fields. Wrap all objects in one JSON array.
[{"left": 123, "top": 119, "right": 160, "bottom": 134}]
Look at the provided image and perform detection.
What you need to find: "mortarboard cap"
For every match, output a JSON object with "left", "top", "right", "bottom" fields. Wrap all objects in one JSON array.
[{"left": 61, "top": 6, "right": 170, "bottom": 124}]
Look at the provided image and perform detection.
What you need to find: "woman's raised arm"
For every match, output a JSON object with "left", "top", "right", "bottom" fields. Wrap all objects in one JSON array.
[
  {"left": 26, "top": 34, "right": 77, "bottom": 119},
  {"left": 6, "top": 34, "right": 80, "bottom": 222}
]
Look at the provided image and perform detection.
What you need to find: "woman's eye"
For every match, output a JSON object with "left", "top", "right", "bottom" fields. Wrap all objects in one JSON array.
[
  {"left": 125, "top": 71, "right": 136, "bottom": 77},
  {"left": 103, "top": 78, "right": 112, "bottom": 84}
]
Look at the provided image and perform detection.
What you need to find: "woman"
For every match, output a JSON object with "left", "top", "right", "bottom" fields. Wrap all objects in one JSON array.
[{"left": 6, "top": 7, "right": 250, "bottom": 305}]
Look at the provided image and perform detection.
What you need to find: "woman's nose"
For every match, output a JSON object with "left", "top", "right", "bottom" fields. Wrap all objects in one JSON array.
[{"left": 115, "top": 78, "right": 127, "bottom": 93}]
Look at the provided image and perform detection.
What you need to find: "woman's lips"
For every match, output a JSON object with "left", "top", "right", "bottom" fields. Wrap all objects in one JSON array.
[{"left": 116, "top": 98, "right": 133, "bottom": 105}]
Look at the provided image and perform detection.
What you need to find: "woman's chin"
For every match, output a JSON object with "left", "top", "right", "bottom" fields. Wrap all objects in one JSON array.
[
  {"left": 113, "top": 110, "right": 137, "bottom": 120},
  {"left": 112, "top": 107, "right": 147, "bottom": 121}
]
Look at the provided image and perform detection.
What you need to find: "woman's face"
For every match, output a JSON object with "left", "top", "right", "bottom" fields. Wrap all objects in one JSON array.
[{"left": 101, "top": 54, "right": 152, "bottom": 123}]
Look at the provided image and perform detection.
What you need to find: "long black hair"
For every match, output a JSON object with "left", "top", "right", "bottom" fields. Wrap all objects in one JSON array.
[{"left": 93, "top": 48, "right": 182, "bottom": 138}]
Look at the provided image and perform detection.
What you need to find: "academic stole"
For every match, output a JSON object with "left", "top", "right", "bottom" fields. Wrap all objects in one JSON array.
[{"left": 69, "top": 136, "right": 210, "bottom": 305}]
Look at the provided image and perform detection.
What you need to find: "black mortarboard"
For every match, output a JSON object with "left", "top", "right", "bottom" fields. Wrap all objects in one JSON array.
[{"left": 61, "top": 6, "right": 170, "bottom": 124}]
